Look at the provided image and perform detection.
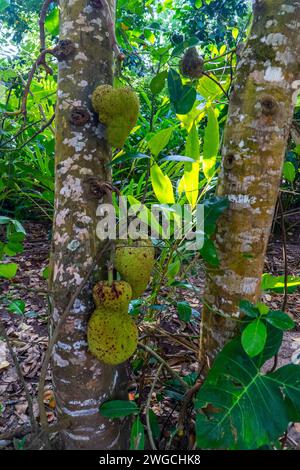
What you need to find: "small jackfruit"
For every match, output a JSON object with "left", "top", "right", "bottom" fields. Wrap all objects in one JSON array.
[
  {"left": 91, "top": 85, "right": 139, "bottom": 148},
  {"left": 113, "top": 239, "right": 155, "bottom": 299},
  {"left": 180, "top": 47, "right": 203, "bottom": 79},
  {"left": 88, "top": 281, "right": 138, "bottom": 365}
]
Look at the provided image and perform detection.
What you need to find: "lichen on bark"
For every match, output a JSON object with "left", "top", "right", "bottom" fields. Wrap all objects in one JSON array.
[
  {"left": 49, "top": 0, "right": 128, "bottom": 449},
  {"left": 200, "top": 0, "right": 300, "bottom": 365}
]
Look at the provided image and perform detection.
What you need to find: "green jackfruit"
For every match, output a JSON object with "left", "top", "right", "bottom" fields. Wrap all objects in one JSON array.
[
  {"left": 91, "top": 85, "right": 139, "bottom": 148},
  {"left": 87, "top": 281, "right": 138, "bottom": 365},
  {"left": 114, "top": 239, "right": 155, "bottom": 299}
]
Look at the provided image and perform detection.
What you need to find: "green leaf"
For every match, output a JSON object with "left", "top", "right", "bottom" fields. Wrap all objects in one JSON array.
[
  {"left": 0, "top": 263, "right": 18, "bottom": 279},
  {"left": 200, "top": 238, "right": 219, "bottom": 267},
  {"left": 261, "top": 273, "right": 300, "bottom": 293},
  {"left": 177, "top": 301, "right": 192, "bottom": 322},
  {"left": 202, "top": 196, "right": 229, "bottom": 236},
  {"left": 175, "top": 85, "right": 197, "bottom": 115},
  {"left": 130, "top": 416, "right": 145, "bottom": 450},
  {"left": 241, "top": 319, "right": 267, "bottom": 357},
  {"left": 0, "top": 216, "right": 11, "bottom": 224},
  {"left": 99, "top": 400, "right": 139, "bottom": 418},
  {"left": 45, "top": 6, "right": 60, "bottom": 37},
  {"left": 150, "top": 161, "right": 175, "bottom": 204},
  {"left": 180, "top": 161, "right": 200, "bottom": 208},
  {"left": 185, "top": 123, "right": 200, "bottom": 162},
  {"left": 239, "top": 300, "right": 259, "bottom": 318},
  {"left": 4, "top": 241, "right": 23, "bottom": 256},
  {"left": 232, "top": 27, "right": 239, "bottom": 40},
  {"left": 168, "top": 69, "right": 196, "bottom": 114},
  {"left": 148, "top": 410, "right": 160, "bottom": 440},
  {"left": 266, "top": 310, "right": 295, "bottom": 331},
  {"left": 283, "top": 161, "right": 296, "bottom": 182},
  {"left": 42, "top": 266, "right": 50, "bottom": 280},
  {"left": 150, "top": 70, "right": 168, "bottom": 94},
  {"left": 148, "top": 128, "right": 173, "bottom": 157},
  {"left": 0, "top": 0, "right": 10, "bottom": 13},
  {"left": 167, "top": 257, "right": 181, "bottom": 281},
  {"left": 203, "top": 106, "right": 219, "bottom": 179},
  {"left": 256, "top": 302, "right": 269, "bottom": 316},
  {"left": 195, "top": 338, "right": 300, "bottom": 449},
  {"left": 168, "top": 69, "right": 183, "bottom": 102},
  {"left": 8, "top": 300, "right": 25, "bottom": 315},
  {"left": 195, "top": 0, "right": 202, "bottom": 8}
]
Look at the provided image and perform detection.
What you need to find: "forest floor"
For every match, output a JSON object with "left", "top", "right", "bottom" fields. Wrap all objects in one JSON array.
[{"left": 0, "top": 220, "right": 300, "bottom": 449}]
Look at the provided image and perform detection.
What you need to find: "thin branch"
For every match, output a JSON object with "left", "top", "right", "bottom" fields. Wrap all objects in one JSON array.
[
  {"left": 39, "top": 0, "right": 56, "bottom": 51},
  {"left": 0, "top": 115, "right": 55, "bottom": 152},
  {"left": 145, "top": 363, "right": 163, "bottom": 450},
  {"left": 137, "top": 341, "right": 189, "bottom": 390},
  {"left": 0, "top": 319, "right": 37, "bottom": 432},
  {"left": 202, "top": 71, "right": 229, "bottom": 99}
]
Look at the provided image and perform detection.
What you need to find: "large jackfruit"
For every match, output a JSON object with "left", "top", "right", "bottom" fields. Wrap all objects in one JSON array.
[
  {"left": 87, "top": 281, "right": 138, "bottom": 365},
  {"left": 113, "top": 239, "right": 155, "bottom": 299},
  {"left": 91, "top": 85, "right": 139, "bottom": 148}
]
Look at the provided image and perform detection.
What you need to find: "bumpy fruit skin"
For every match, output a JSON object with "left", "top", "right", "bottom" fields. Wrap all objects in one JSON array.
[
  {"left": 180, "top": 47, "right": 203, "bottom": 79},
  {"left": 91, "top": 85, "right": 139, "bottom": 148},
  {"left": 114, "top": 239, "right": 155, "bottom": 299},
  {"left": 88, "top": 281, "right": 138, "bottom": 365}
]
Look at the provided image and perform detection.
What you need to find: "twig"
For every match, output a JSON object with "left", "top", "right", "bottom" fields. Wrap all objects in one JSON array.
[
  {"left": 4, "top": 50, "right": 55, "bottom": 117},
  {"left": 37, "top": 241, "right": 111, "bottom": 433},
  {"left": 137, "top": 341, "right": 189, "bottom": 390},
  {"left": 177, "top": 380, "right": 202, "bottom": 438},
  {"left": 145, "top": 364, "right": 163, "bottom": 450},
  {"left": 39, "top": 0, "right": 56, "bottom": 52},
  {"left": 202, "top": 71, "right": 229, "bottom": 99},
  {"left": 0, "top": 319, "right": 37, "bottom": 433}
]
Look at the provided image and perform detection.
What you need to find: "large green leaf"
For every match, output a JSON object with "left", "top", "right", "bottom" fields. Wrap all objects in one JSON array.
[
  {"left": 150, "top": 160, "right": 175, "bottom": 204},
  {"left": 130, "top": 416, "right": 145, "bottom": 450},
  {"left": 99, "top": 400, "right": 139, "bottom": 418},
  {"left": 45, "top": 6, "right": 60, "bottom": 37},
  {"left": 0, "top": 263, "right": 18, "bottom": 279},
  {"left": 195, "top": 338, "right": 300, "bottom": 449},
  {"left": 202, "top": 196, "right": 229, "bottom": 236},
  {"left": 241, "top": 319, "right": 267, "bottom": 357},
  {"left": 148, "top": 128, "right": 173, "bottom": 157},
  {"left": 150, "top": 70, "right": 168, "bottom": 94},
  {"left": 261, "top": 273, "right": 300, "bottom": 293},
  {"left": 283, "top": 161, "right": 296, "bottom": 182},
  {"left": 203, "top": 106, "right": 219, "bottom": 179},
  {"left": 168, "top": 69, "right": 196, "bottom": 115}
]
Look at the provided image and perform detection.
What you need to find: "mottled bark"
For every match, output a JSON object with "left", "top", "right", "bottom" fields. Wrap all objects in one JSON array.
[
  {"left": 49, "top": 0, "right": 128, "bottom": 449},
  {"left": 200, "top": 0, "right": 300, "bottom": 364}
]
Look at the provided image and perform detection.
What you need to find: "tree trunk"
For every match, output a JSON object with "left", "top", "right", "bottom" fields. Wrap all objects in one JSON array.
[
  {"left": 49, "top": 0, "right": 128, "bottom": 449},
  {"left": 200, "top": 0, "right": 300, "bottom": 364}
]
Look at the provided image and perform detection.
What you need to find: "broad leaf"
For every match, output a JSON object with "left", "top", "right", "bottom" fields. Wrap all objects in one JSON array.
[
  {"left": 241, "top": 319, "right": 267, "bottom": 357},
  {"left": 0, "top": 263, "right": 18, "bottom": 279},
  {"left": 261, "top": 273, "right": 300, "bottom": 293},
  {"left": 203, "top": 106, "right": 219, "bottom": 179},
  {"left": 8, "top": 300, "right": 25, "bottom": 315},
  {"left": 150, "top": 70, "right": 168, "bottom": 94},
  {"left": 148, "top": 128, "right": 173, "bottom": 157},
  {"left": 283, "top": 161, "right": 296, "bottom": 182},
  {"left": 45, "top": 6, "right": 60, "bottom": 36},
  {"left": 99, "top": 400, "right": 139, "bottom": 418},
  {"left": 195, "top": 338, "right": 300, "bottom": 449},
  {"left": 239, "top": 300, "right": 258, "bottom": 318},
  {"left": 168, "top": 69, "right": 196, "bottom": 115},
  {"left": 200, "top": 238, "right": 219, "bottom": 267},
  {"left": 0, "top": 0, "right": 10, "bottom": 12},
  {"left": 150, "top": 161, "right": 175, "bottom": 204},
  {"left": 130, "top": 416, "right": 145, "bottom": 450},
  {"left": 266, "top": 310, "right": 295, "bottom": 331},
  {"left": 177, "top": 301, "right": 192, "bottom": 322}
]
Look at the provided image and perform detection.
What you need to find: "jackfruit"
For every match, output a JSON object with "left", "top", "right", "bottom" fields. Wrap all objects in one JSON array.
[
  {"left": 87, "top": 281, "right": 138, "bottom": 365},
  {"left": 91, "top": 85, "right": 139, "bottom": 148},
  {"left": 113, "top": 239, "right": 155, "bottom": 299}
]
